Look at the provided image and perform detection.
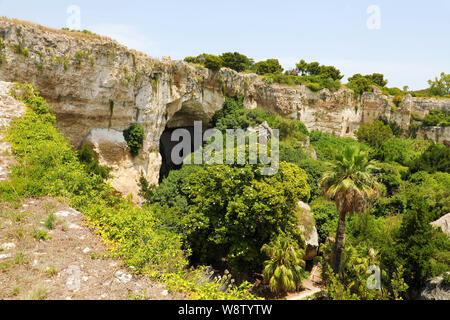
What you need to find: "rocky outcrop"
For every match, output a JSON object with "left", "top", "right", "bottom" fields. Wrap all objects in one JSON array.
[
  {"left": 0, "top": 81, "right": 25, "bottom": 181},
  {"left": 297, "top": 201, "right": 319, "bottom": 261},
  {"left": 431, "top": 213, "right": 450, "bottom": 236},
  {"left": 420, "top": 275, "right": 450, "bottom": 300},
  {"left": 0, "top": 18, "right": 449, "bottom": 196}
]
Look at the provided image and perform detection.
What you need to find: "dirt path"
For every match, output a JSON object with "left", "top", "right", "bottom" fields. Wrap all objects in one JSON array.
[
  {"left": 286, "top": 265, "right": 323, "bottom": 300},
  {"left": 0, "top": 198, "right": 185, "bottom": 300},
  {"left": 286, "top": 279, "right": 322, "bottom": 300}
]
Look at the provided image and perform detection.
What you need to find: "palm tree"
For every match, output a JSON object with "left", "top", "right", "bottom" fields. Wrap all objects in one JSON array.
[
  {"left": 321, "top": 146, "right": 381, "bottom": 273},
  {"left": 261, "top": 235, "right": 307, "bottom": 295}
]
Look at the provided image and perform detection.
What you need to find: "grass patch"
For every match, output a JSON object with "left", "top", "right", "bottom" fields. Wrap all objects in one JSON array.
[{"left": 44, "top": 212, "right": 56, "bottom": 230}]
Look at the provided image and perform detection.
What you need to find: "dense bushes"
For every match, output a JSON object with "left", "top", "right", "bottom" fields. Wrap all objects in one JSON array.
[
  {"left": 422, "top": 109, "right": 450, "bottom": 127},
  {"left": 380, "top": 137, "right": 431, "bottom": 165},
  {"left": 311, "top": 199, "right": 339, "bottom": 243},
  {"left": 182, "top": 163, "right": 310, "bottom": 274},
  {"left": 310, "top": 130, "right": 368, "bottom": 161},
  {"left": 409, "top": 143, "right": 450, "bottom": 174},
  {"left": 220, "top": 52, "right": 253, "bottom": 72},
  {"left": 296, "top": 60, "right": 343, "bottom": 81},
  {"left": 252, "top": 59, "right": 283, "bottom": 75},
  {"left": 123, "top": 124, "right": 145, "bottom": 157},
  {"left": 211, "top": 95, "right": 267, "bottom": 131},
  {"left": 356, "top": 120, "right": 393, "bottom": 151}
]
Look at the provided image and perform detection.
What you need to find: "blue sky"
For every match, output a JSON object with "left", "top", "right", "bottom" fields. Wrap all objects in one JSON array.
[{"left": 0, "top": 0, "right": 449, "bottom": 89}]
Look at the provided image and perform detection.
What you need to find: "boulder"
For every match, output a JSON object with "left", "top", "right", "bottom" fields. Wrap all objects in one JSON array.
[
  {"left": 431, "top": 213, "right": 450, "bottom": 236},
  {"left": 420, "top": 275, "right": 450, "bottom": 300},
  {"left": 297, "top": 201, "right": 319, "bottom": 260}
]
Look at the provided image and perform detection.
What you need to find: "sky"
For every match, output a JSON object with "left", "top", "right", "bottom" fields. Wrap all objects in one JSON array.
[{"left": 0, "top": 0, "right": 449, "bottom": 90}]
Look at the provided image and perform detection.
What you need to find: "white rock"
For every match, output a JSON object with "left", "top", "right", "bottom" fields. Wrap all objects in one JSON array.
[
  {"left": 1, "top": 242, "right": 16, "bottom": 250},
  {"left": 82, "top": 248, "right": 91, "bottom": 254},
  {"left": 115, "top": 271, "right": 132, "bottom": 284},
  {"left": 161, "top": 290, "right": 169, "bottom": 296},
  {"left": 69, "top": 223, "right": 82, "bottom": 230},
  {"left": 0, "top": 253, "right": 12, "bottom": 259}
]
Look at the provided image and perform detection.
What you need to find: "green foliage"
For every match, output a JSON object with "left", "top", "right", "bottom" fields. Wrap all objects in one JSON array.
[
  {"left": 182, "top": 162, "right": 310, "bottom": 274},
  {"left": 346, "top": 75, "right": 373, "bottom": 96},
  {"left": 266, "top": 116, "right": 308, "bottom": 141},
  {"left": 382, "top": 197, "right": 436, "bottom": 290},
  {"left": 252, "top": 59, "right": 283, "bottom": 75},
  {"left": 123, "top": 124, "right": 145, "bottom": 157},
  {"left": 44, "top": 213, "right": 56, "bottom": 230},
  {"left": 212, "top": 94, "right": 269, "bottom": 131},
  {"left": 355, "top": 120, "right": 394, "bottom": 151},
  {"left": 422, "top": 109, "right": 450, "bottom": 127},
  {"left": 185, "top": 54, "right": 223, "bottom": 71},
  {"left": 14, "top": 43, "right": 29, "bottom": 57},
  {"left": 404, "top": 171, "right": 450, "bottom": 221},
  {"left": 33, "top": 229, "right": 50, "bottom": 241},
  {"left": 377, "top": 117, "right": 403, "bottom": 137},
  {"left": 373, "top": 162, "right": 403, "bottom": 196},
  {"left": 427, "top": 72, "right": 450, "bottom": 96},
  {"left": 263, "top": 73, "right": 341, "bottom": 91},
  {"left": 296, "top": 59, "right": 343, "bottom": 81},
  {"left": 310, "top": 199, "right": 339, "bottom": 243},
  {"left": 280, "top": 155, "right": 326, "bottom": 201},
  {"left": 347, "top": 73, "right": 388, "bottom": 96},
  {"left": 409, "top": 143, "right": 450, "bottom": 174},
  {"left": 10, "top": 83, "right": 55, "bottom": 122},
  {"left": 144, "top": 165, "right": 203, "bottom": 212},
  {"left": 219, "top": 52, "right": 253, "bottom": 72},
  {"left": 310, "top": 130, "right": 368, "bottom": 161},
  {"left": 261, "top": 234, "right": 308, "bottom": 294},
  {"left": 77, "top": 144, "right": 112, "bottom": 180},
  {"left": 380, "top": 137, "right": 431, "bottom": 166}
]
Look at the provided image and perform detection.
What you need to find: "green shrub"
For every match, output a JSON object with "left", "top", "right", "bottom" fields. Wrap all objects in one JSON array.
[
  {"left": 311, "top": 199, "right": 339, "bottom": 243},
  {"left": 182, "top": 162, "right": 310, "bottom": 274},
  {"left": 306, "top": 82, "right": 322, "bottom": 92},
  {"left": 44, "top": 213, "right": 56, "bottom": 230},
  {"left": 123, "top": 124, "right": 145, "bottom": 157},
  {"left": 261, "top": 234, "right": 308, "bottom": 294},
  {"left": 14, "top": 43, "right": 29, "bottom": 57},
  {"left": 252, "top": 59, "right": 283, "bottom": 75},
  {"left": 309, "top": 130, "right": 368, "bottom": 161},
  {"left": 219, "top": 52, "right": 253, "bottom": 72},
  {"left": 409, "top": 143, "right": 450, "bottom": 174},
  {"left": 77, "top": 144, "right": 112, "bottom": 179},
  {"left": 380, "top": 137, "right": 431, "bottom": 166},
  {"left": 355, "top": 120, "right": 393, "bottom": 151},
  {"left": 422, "top": 109, "right": 450, "bottom": 127}
]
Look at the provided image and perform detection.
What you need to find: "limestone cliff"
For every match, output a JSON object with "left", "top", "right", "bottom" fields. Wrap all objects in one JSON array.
[{"left": 0, "top": 18, "right": 449, "bottom": 196}]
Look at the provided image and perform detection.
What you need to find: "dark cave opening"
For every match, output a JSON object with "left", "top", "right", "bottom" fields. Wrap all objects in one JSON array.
[{"left": 158, "top": 125, "right": 207, "bottom": 183}]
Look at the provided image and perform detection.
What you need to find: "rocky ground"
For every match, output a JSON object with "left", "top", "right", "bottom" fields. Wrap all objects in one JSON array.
[{"left": 0, "top": 198, "right": 185, "bottom": 300}]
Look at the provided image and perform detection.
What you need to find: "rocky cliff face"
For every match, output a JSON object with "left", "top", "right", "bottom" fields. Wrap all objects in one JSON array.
[{"left": 0, "top": 18, "right": 449, "bottom": 196}]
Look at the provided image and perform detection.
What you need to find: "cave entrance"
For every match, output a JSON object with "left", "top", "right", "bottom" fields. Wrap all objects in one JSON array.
[
  {"left": 159, "top": 125, "right": 208, "bottom": 183},
  {"left": 159, "top": 101, "right": 212, "bottom": 183}
]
